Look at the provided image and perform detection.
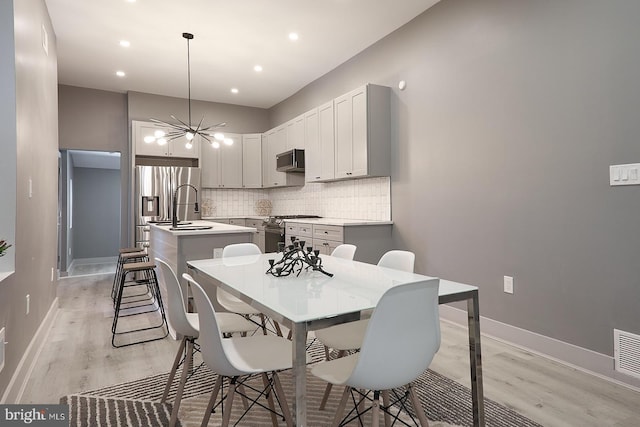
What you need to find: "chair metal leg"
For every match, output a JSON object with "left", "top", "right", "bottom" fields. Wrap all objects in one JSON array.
[
  {"left": 162, "top": 337, "right": 187, "bottom": 402},
  {"left": 261, "top": 373, "right": 279, "bottom": 427},
  {"left": 372, "top": 390, "right": 381, "bottom": 427},
  {"left": 169, "top": 338, "right": 193, "bottom": 427},
  {"left": 272, "top": 372, "right": 293, "bottom": 427},
  {"left": 332, "top": 386, "right": 350, "bottom": 427},
  {"left": 382, "top": 389, "right": 391, "bottom": 427},
  {"left": 201, "top": 375, "right": 222, "bottom": 427},
  {"left": 221, "top": 377, "right": 238, "bottom": 427},
  {"left": 408, "top": 383, "right": 430, "bottom": 427}
]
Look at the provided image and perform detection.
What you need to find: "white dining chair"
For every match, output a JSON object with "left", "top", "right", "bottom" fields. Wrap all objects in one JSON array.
[
  {"left": 331, "top": 244, "right": 357, "bottom": 260},
  {"left": 183, "top": 273, "right": 294, "bottom": 427},
  {"left": 218, "top": 243, "right": 282, "bottom": 335},
  {"left": 311, "top": 278, "right": 440, "bottom": 426},
  {"left": 155, "top": 258, "right": 254, "bottom": 427},
  {"left": 315, "top": 249, "right": 416, "bottom": 410}
]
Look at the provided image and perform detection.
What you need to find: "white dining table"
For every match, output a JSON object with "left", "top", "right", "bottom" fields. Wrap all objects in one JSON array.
[{"left": 187, "top": 253, "right": 485, "bottom": 427}]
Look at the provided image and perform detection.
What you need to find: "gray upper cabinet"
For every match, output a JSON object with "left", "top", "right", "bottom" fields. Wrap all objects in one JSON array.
[
  {"left": 201, "top": 133, "right": 243, "bottom": 188},
  {"left": 334, "top": 84, "right": 390, "bottom": 180},
  {"left": 242, "top": 133, "right": 262, "bottom": 188}
]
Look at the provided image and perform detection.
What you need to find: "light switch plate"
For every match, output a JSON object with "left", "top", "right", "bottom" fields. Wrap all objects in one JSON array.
[
  {"left": 504, "top": 276, "right": 514, "bottom": 294},
  {"left": 610, "top": 163, "right": 640, "bottom": 186},
  {"left": 0, "top": 327, "right": 5, "bottom": 373}
]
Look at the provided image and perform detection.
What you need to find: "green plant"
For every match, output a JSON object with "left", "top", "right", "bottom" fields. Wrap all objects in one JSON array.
[{"left": 0, "top": 240, "right": 11, "bottom": 257}]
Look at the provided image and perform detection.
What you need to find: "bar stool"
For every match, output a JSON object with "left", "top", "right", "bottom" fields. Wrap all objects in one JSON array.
[
  {"left": 111, "top": 250, "right": 149, "bottom": 303},
  {"left": 111, "top": 261, "right": 168, "bottom": 347}
]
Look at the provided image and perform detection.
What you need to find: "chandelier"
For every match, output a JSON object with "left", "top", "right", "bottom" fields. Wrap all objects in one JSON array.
[{"left": 143, "top": 32, "right": 230, "bottom": 149}]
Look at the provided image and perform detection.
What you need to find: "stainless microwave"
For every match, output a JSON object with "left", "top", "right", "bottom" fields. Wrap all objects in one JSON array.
[{"left": 276, "top": 149, "right": 305, "bottom": 172}]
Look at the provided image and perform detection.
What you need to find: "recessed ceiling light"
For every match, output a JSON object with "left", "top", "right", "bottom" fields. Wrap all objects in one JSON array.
[
  {"left": 231, "top": 88, "right": 239, "bottom": 94},
  {"left": 119, "top": 40, "right": 130, "bottom": 48},
  {"left": 254, "top": 65, "right": 263, "bottom": 72},
  {"left": 288, "top": 32, "right": 299, "bottom": 41},
  {"left": 126, "top": 0, "right": 136, "bottom": 3},
  {"left": 116, "top": 71, "right": 126, "bottom": 77}
]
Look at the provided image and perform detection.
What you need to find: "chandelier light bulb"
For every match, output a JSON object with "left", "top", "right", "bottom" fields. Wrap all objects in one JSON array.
[
  {"left": 213, "top": 133, "right": 225, "bottom": 141},
  {"left": 157, "top": 138, "right": 168, "bottom": 146},
  {"left": 211, "top": 141, "right": 220, "bottom": 149},
  {"left": 154, "top": 130, "right": 166, "bottom": 138},
  {"left": 143, "top": 135, "right": 155, "bottom": 144},
  {"left": 185, "top": 132, "right": 194, "bottom": 141},
  {"left": 185, "top": 142, "right": 193, "bottom": 149},
  {"left": 224, "top": 138, "right": 234, "bottom": 146}
]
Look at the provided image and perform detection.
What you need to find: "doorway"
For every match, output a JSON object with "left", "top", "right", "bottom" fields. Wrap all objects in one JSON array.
[{"left": 58, "top": 150, "right": 122, "bottom": 277}]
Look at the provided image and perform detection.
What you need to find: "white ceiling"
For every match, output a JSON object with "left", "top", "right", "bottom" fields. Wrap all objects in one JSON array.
[{"left": 45, "top": 0, "right": 439, "bottom": 109}]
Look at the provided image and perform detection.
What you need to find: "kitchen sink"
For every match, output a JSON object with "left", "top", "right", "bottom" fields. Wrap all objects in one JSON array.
[{"left": 169, "top": 226, "right": 213, "bottom": 231}]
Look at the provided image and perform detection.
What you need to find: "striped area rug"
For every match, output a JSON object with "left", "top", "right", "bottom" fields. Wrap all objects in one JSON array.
[{"left": 62, "top": 340, "right": 543, "bottom": 427}]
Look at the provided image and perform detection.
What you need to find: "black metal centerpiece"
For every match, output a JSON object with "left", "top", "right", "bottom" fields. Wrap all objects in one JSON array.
[{"left": 266, "top": 237, "right": 333, "bottom": 278}]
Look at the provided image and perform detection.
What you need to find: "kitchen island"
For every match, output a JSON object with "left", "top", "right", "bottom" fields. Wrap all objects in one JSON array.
[{"left": 148, "top": 220, "right": 256, "bottom": 329}]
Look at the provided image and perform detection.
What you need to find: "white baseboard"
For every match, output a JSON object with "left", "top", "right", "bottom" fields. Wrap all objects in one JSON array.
[
  {"left": 0, "top": 297, "right": 59, "bottom": 404},
  {"left": 439, "top": 304, "right": 640, "bottom": 392},
  {"left": 71, "top": 256, "right": 117, "bottom": 266}
]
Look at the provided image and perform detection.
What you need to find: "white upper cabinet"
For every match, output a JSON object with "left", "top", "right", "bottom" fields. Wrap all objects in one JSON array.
[
  {"left": 334, "top": 84, "right": 390, "bottom": 180},
  {"left": 242, "top": 133, "right": 262, "bottom": 188},
  {"left": 318, "top": 100, "right": 336, "bottom": 181},
  {"left": 133, "top": 120, "right": 200, "bottom": 158},
  {"left": 201, "top": 133, "right": 243, "bottom": 188},
  {"left": 305, "top": 101, "right": 335, "bottom": 183},
  {"left": 286, "top": 113, "right": 305, "bottom": 150},
  {"left": 262, "top": 126, "right": 304, "bottom": 188},
  {"left": 304, "top": 108, "right": 320, "bottom": 182}
]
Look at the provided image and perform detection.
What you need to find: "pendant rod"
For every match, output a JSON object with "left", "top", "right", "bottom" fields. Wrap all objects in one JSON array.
[{"left": 183, "top": 32, "right": 194, "bottom": 129}]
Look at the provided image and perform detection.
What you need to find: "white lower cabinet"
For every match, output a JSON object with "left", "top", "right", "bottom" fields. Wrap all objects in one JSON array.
[
  {"left": 284, "top": 221, "right": 393, "bottom": 264},
  {"left": 246, "top": 219, "right": 265, "bottom": 253}
]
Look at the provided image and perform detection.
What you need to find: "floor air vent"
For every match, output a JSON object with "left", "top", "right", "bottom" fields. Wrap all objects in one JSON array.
[{"left": 614, "top": 329, "right": 640, "bottom": 379}]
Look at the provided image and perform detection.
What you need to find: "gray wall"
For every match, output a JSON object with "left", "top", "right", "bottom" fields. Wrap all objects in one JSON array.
[
  {"left": 58, "top": 85, "right": 129, "bottom": 248},
  {"left": 0, "top": 0, "right": 58, "bottom": 396},
  {"left": 270, "top": 0, "right": 640, "bottom": 357},
  {"left": 72, "top": 167, "right": 121, "bottom": 259},
  {"left": 0, "top": 0, "right": 17, "bottom": 275},
  {"left": 128, "top": 91, "right": 270, "bottom": 134}
]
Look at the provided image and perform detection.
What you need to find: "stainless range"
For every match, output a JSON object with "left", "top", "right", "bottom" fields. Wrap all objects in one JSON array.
[{"left": 263, "top": 215, "right": 321, "bottom": 253}]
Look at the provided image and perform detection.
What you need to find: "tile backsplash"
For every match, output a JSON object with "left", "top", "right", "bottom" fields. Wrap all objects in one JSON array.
[{"left": 201, "top": 176, "right": 390, "bottom": 220}]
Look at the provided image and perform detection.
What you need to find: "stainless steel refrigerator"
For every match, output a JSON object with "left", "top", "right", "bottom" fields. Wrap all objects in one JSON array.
[{"left": 134, "top": 166, "right": 201, "bottom": 249}]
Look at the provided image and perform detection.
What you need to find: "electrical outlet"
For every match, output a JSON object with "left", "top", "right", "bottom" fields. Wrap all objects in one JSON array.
[
  {"left": 504, "top": 276, "right": 514, "bottom": 294},
  {"left": 26, "top": 294, "right": 30, "bottom": 315},
  {"left": 213, "top": 248, "right": 223, "bottom": 259},
  {"left": 51, "top": 267, "right": 55, "bottom": 282}
]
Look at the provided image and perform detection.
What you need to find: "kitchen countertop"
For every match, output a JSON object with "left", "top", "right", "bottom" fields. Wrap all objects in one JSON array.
[
  {"left": 282, "top": 218, "right": 393, "bottom": 226},
  {"left": 202, "top": 216, "right": 267, "bottom": 221},
  {"left": 201, "top": 216, "right": 392, "bottom": 226},
  {"left": 149, "top": 220, "right": 256, "bottom": 236}
]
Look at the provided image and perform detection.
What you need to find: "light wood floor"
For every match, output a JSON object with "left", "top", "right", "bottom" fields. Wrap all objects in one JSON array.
[{"left": 20, "top": 274, "right": 640, "bottom": 426}]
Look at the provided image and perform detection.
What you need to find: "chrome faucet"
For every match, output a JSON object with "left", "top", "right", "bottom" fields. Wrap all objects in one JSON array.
[{"left": 172, "top": 184, "right": 199, "bottom": 228}]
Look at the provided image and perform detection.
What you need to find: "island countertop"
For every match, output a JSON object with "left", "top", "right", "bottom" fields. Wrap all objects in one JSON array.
[{"left": 149, "top": 220, "right": 256, "bottom": 236}]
